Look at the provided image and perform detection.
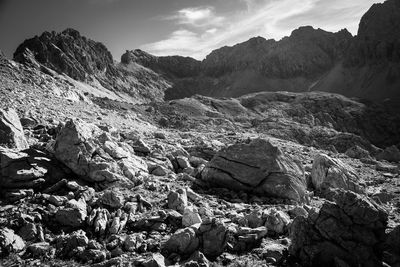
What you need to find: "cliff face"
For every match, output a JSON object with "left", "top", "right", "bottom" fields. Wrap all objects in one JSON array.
[
  {"left": 13, "top": 29, "right": 170, "bottom": 103},
  {"left": 133, "top": 27, "right": 353, "bottom": 100},
  {"left": 312, "top": 0, "right": 400, "bottom": 101}
]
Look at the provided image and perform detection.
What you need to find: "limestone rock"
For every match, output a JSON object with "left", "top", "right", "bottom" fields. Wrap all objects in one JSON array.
[
  {"left": 182, "top": 207, "right": 203, "bottom": 227},
  {"left": 168, "top": 188, "right": 188, "bottom": 213},
  {"left": 0, "top": 228, "right": 25, "bottom": 254},
  {"left": 199, "top": 220, "right": 228, "bottom": 258},
  {"left": 264, "top": 209, "right": 291, "bottom": 234},
  {"left": 55, "top": 199, "right": 87, "bottom": 227},
  {"left": 289, "top": 189, "right": 388, "bottom": 266},
  {"left": 311, "top": 154, "right": 364, "bottom": 195},
  {"left": 0, "top": 108, "right": 28, "bottom": 149},
  {"left": 100, "top": 190, "right": 125, "bottom": 209},
  {"left": 202, "top": 139, "right": 307, "bottom": 202},
  {"left": 163, "top": 226, "right": 200, "bottom": 256},
  {"left": 54, "top": 119, "right": 147, "bottom": 184}
]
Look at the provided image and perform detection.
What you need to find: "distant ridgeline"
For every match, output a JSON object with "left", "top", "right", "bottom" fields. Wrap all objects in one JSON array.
[{"left": 13, "top": 0, "right": 400, "bottom": 103}]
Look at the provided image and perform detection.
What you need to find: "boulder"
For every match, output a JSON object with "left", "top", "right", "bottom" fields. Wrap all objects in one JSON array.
[
  {"left": 163, "top": 226, "right": 200, "bottom": 256},
  {"left": 168, "top": 188, "right": 188, "bottom": 213},
  {"left": 55, "top": 199, "right": 87, "bottom": 227},
  {"left": 0, "top": 108, "right": 28, "bottom": 149},
  {"left": 289, "top": 189, "right": 388, "bottom": 266},
  {"left": 0, "top": 228, "right": 25, "bottom": 254},
  {"left": 27, "top": 242, "right": 54, "bottom": 258},
  {"left": 201, "top": 139, "right": 307, "bottom": 202},
  {"left": 199, "top": 219, "right": 228, "bottom": 258},
  {"left": 345, "top": 145, "right": 370, "bottom": 159},
  {"left": 264, "top": 209, "right": 291, "bottom": 234},
  {"left": 311, "top": 154, "right": 364, "bottom": 195},
  {"left": 54, "top": 119, "right": 147, "bottom": 184},
  {"left": 182, "top": 207, "right": 203, "bottom": 227},
  {"left": 100, "top": 190, "right": 125, "bottom": 209}
]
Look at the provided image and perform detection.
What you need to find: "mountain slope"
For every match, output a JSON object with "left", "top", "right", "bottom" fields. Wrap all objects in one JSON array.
[{"left": 13, "top": 29, "right": 170, "bottom": 103}]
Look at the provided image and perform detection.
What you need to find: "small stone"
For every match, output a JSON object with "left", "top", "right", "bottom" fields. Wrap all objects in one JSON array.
[
  {"left": 168, "top": 188, "right": 188, "bottom": 213},
  {"left": 182, "top": 207, "right": 203, "bottom": 227}
]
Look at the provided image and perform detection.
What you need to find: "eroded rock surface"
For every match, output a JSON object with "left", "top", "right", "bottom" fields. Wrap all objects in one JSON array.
[{"left": 202, "top": 139, "right": 307, "bottom": 202}]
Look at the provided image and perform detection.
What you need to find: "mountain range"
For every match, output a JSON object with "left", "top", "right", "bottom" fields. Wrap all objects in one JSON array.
[{"left": 11, "top": 0, "right": 400, "bottom": 103}]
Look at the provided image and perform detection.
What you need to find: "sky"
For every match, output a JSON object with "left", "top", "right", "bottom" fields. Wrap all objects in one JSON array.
[{"left": 0, "top": 0, "right": 383, "bottom": 60}]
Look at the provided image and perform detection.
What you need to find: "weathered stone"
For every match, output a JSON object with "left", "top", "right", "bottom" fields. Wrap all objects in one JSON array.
[
  {"left": 182, "top": 207, "right": 203, "bottom": 227},
  {"left": 55, "top": 199, "right": 87, "bottom": 227},
  {"left": 289, "top": 189, "right": 388, "bottom": 266},
  {"left": 0, "top": 228, "right": 25, "bottom": 254},
  {"left": 168, "top": 188, "right": 188, "bottom": 213},
  {"left": 54, "top": 119, "right": 147, "bottom": 184},
  {"left": 345, "top": 145, "right": 370, "bottom": 159},
  {"left": 176, "top": 156, "right": 191, "bottom": 169},
  {"left": 264, "top": 209, "right": 291, "bottom": 234},
  {"left": 202, "top": 139, "right": 307, "bottom": 202},
  {"left": 100, "top": 190, "right": 125, "bottom": 209},
  {"left": 311, "top": 154, "right": 364, "bottom": 195},
  {"left": 163, "top": 226, "right": 199, "bottom": 256},
  {"left": 0, "top": 108, "right": 28, "bottom": 149},
  {"left": 199, "top": 220, "right": 227, "bottom": 258},
  {"left": 27, "top": 242, "right": 54, "bottom": 258},
  {"left": 142, "top": 253, "right": 166, "bottom": 267}
]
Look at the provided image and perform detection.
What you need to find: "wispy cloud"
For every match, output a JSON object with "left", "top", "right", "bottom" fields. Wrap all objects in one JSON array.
[
  {"left": 142, "top": 0, "right": 381, "bottom": 59},
  {"left": 163, "top": 6, "right": 225, "bottom": 27}
]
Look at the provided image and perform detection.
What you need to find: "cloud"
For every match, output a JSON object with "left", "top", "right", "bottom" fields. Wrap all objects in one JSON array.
[
  {"left": 142, "top": 0, "right": 382, "bottom": 59},
  {"left": 165, "top": 6, "right": 225, "bottom": 27}
]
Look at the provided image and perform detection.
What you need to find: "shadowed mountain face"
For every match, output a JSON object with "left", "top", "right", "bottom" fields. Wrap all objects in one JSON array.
[
  {"left": 312, "top": 0, "right": 400, "bottom": 102},
  {"left": 125, "top": 27, "right": 353, "bottom": 100}
]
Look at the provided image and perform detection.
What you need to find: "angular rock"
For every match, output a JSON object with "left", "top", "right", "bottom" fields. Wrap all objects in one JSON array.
[
  {"left": 142, "top": 253, "right": 166, "bottom": 267},
  {"left": 0, "top": 228, "right": 25, "bottom": 254},
  {"left": 100, "top": 190, "right": 125, "bottom": 209},
  {"left": 289, "top": 189, "right": 388, "bottom": 266},
  {"left": 55, "top": 198, "right": 87, "bottom": 227},
  {"left": 0, "top": 108, "right": 28, "bottom": 149},
  {"left": 199, "top": 220, "right": 228, "bottom": 258},
  {"left": 27, "top": 242, "right": 54, "bottom": 258},
  {"left": 311, "top": 154, "right": 364, "bottom": 194},
  {"left": 168, "top": 188, "right": 188, "bottom": 213},
  {"left": 54, "top": 119, "right": 147, "bottom": 184},
  {"left": 182, "top": 207, "right": 203, "bottom": 227},
  {"left": 201, "top": 139, "right": 307, "bottom": 202},
  {"left": 264, "top": 209, "right": 291, "bottom": 234},
  {"left": 163, "top": 226, "right": 200, "bottom": 256}
]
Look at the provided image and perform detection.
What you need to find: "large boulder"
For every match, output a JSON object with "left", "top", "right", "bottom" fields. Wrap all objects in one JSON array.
[
  {"left": 54, "top": 119, "right": 147, "bottom": 184},
  {"left": 311, "top": 154, "right": 364, "bottom": 195},
  {"left": 289, "top": 189, "right": 388, "bottom": 266},
  {"left": 201, "top": 139, "right": 307, "bottom": 202},
  {"left": 0, "top": 108, "right": 28, "bottom": 150}
]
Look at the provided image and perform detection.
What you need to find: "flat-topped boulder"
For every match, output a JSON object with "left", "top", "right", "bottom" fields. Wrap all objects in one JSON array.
[{"left": 201, "top": 139, "right": 307, "bottom": 202}]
